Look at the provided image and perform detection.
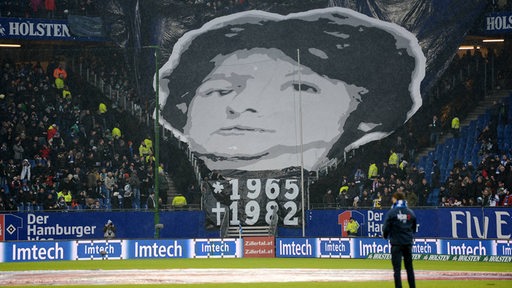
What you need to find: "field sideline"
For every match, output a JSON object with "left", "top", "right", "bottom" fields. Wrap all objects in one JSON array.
[{"left": 1, "top": 258, "right": 511, "bottom": 287}]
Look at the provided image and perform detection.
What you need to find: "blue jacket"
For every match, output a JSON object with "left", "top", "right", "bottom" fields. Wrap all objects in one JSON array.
[{"left": 383, "top": 201, "right": 417, "bottom": 245}]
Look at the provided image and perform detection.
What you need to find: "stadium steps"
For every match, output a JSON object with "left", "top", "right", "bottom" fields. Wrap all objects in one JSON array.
[
  {"left": 225, "top": 226, "right": 273, "bottom": 238},
  {"left": 462, "top": 89, "right": 511, "bottom": 125},
  {"left": 415, "top": 89, "right": 512, "bottom": 162},
  {"left": 157, "top": 173, "right": 179, "bottom": 209}
]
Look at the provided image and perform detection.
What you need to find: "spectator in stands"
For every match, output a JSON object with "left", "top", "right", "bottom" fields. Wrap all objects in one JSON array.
[
  {"left": 499, "top": 187, "right": 512, "bottom": 206},
  {"left": 128, "top": 170, "right": 141, "bottom": 209},
  {"left": 393, "top": 136, "right": 405, "bottom": 160},
  {"left": 0, "top": 195, "right": 6, "bottom": 211},
  {"left": 451, "top": 115, "right": 460, "bottom": 137},
  {"left": 428, "top": 114, "right": 441, "bottom": 146},
  {"left": 157, "top": 8, "right": 424, "bottom": 173},
  {"left": 431, "top": 160, "right": 441, "bottom": 188},
  {"left": 322, "top": 189, "right": 335, "bottom": 208},
  {"left": 373, "top": 191, "right": 382, "bottom": 208},
  {"left": 353, "top": 168, "right": 365, "bottom": 196},
  {"left": 145, "top": 190, "right": 155, "bottom": 210},
  {"left": 415, "top": 178, "right": 431, "bottom": 207},
  {"left": 57, "top": 188, "right": 72, "bottom": 207},
  {"left": 97, "top": 102, "right": 108, "bottom": 130},
  {"left": 337, "top": 184, "right": 349, "bottom": 208},
  {"left": 478, "top": 186, "right": 498, "bottom": 206},
  {"left": 388, "top": 149, "right": 399, "bottom": 169},
  {"left": 55, "top": 73, "right": 65, "bottom": 90},
  {"left": 45, "top": 0, "right": 56, "bottom": 18},
  {"left": 90, "top": 179, "right": 107, "bottom": 208},
  {"left": 43, "top": 193, "right": 58, "bottom": 210},
  {"left": 89, "top": 199, "right": 102, "bottom": 210},
  {"left": 123, "top": 183, "right": 133, "bottom": 209},
  {"left": 381, "top": 186, "right": 393, "bottom": 207},
  {"left": 185, "top": 183, "right": 199, "bottom": 205},
  {"left": 138, "top": 140, "right": 151, "bottom": 160},
  {"left": 398, "top": 160, "right": 408, "bottom": 179},
  {"left": 143, "top": 137, "right": 153, "bottom": 152},
  {"left": 112, "top": 124, "right": 122, "bottom": 140},
  {"left": 381, "top": 161, "right": 392, "bottom": 179},
  {"left": 103, "top": 171, "right": 116, "bottom": 208},
  {"left": 76, "top": 190, "right": 88, "bottom": 210},
  {"left": 172, "top": 193, "right": 187, "bottom": 209},
  {"left": 20, "top": 159, "right": 31, "bottom": 182},
  {"left": 29, "top": 0, "right": 44, "bottom": 18},
  {"left": 62, "top": 85, "right": 71, "bottom": 100},
  {"left": 53, "top": 63, "right": 67, "bottom": 80},
  {"left": 368, "top": 162, "right": 378, "bottom": 179},
  {"left": 369, "top": 176, "right": 380, "bottom": 195},
  {"left": 358, "top": 189, "right": 373, "bottom": 208},
  {"left": 13, "top": 139, "right": 24, "bottom": 161}
]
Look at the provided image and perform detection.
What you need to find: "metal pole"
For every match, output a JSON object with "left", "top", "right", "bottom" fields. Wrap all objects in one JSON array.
[
  {"left": 484, "top": 58, "right": 487, "bottom": 98},
  {"left": 155, "top": 46, "right": 161, "bottom": 238},
  {"left": 491, "top": 49, "right": 495, "bottom": 90},
  {"left": 297, "top": 49, "right": 305, "bottom": 237},
  {"left": 144, "top": 46, "right": 161, "bottom": 238}
]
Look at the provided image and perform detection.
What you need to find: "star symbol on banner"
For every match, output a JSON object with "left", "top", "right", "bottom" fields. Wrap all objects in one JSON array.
[{"left": 212, "top": 181, "right": 224, "bottom": 194}]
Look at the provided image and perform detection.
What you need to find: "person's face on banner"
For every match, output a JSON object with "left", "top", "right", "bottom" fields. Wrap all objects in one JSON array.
[{"left": 184, "top": 48, "right": 360, "bottom": 160}]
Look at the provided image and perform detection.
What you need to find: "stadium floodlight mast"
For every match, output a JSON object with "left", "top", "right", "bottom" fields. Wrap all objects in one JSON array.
[{"left": 144, "top": 45, "right": 162, "bottom": 238}]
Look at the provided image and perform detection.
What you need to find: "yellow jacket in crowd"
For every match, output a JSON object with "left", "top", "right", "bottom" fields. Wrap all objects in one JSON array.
[
  {"left": 62, "top": 87, "right": 71, "bottom": 99},
  {"left": 388, "top": 152, "right": 399, "bottom": 166},
  {"left": 57, "top": 190, "right": 72, "bottom": 204},
  {"left": 139, "top": 142, "right": 151, "bottom": 158},
  {"left": 339, "top": 185, "right": 349, "bottom": 195},
  {"left": 99, "top": 103, "right": 107, "bottom": 114},
  {"left": 112, "top": 127, "right": 122, "bottom": 139},
  {"left": 144, "top": 138, "right": 153, "bottom": 149},
  {"left": 55, "top": 77, "right": 65, "bottom": 89},
  {"left": 368, "top": 163, "right": 378, "bottom": 179},
  {"left": 451, "top": 117, "right": 460, "bottom": 129},
  {"left": 172, "top": 194, "right": 187, "bottom": 208}
]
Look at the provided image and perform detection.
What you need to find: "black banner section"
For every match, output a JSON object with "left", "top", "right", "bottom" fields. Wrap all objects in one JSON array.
[{"left": 202, "top": 177, "right": 303, "bottom": 227}]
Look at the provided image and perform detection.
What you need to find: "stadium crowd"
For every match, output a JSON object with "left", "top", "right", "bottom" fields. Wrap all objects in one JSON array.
[
  {"left": 0, "top": 0, "right": 98, "bottom": 18},
  {"left": 329, "top": 146, "right": 512, "bottom": 209},
  {"left": 0, "top": 56, "right": 172, "bottom": 212},
  {"left": 323, "top": 48, "right": 512, "bottom": 210},
  {"left": 0, "top": 51, "right": 508, "bottom": 213},
  {"left": 2, "top": 1, "right": 512, "bottom": 213}
]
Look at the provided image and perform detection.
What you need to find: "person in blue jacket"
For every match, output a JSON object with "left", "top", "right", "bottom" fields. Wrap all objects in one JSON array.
[{"left": 383, "top": 191, "right": 417, "bottom": 288}]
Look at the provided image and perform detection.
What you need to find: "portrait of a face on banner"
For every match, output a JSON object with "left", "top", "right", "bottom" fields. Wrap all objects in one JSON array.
[{"left": 156, "top": 8, "right": 426, "bottom": 227}]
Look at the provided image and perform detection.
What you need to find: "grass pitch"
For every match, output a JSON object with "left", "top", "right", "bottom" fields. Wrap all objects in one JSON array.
[{"left": 0, "top": 258, "right": 511, "bottom": 287}]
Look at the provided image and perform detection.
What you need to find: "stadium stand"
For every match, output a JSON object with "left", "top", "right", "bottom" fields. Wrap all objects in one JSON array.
[{"left": 1, "top": 0, "right": 512, "bottom": 214}]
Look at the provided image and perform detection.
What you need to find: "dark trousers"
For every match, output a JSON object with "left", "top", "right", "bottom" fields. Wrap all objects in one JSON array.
[{"left": 391, "top": 244, "right": 415, "bottom": 288}]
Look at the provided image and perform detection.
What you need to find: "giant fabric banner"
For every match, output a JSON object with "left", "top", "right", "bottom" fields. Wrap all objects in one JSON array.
[
  {"left": 307, "top": 208, "right": 512, "bottom": 239},
  {"left": 330, "top": 0, "right": 486, "bottom": 92},
  {"left": 97, "top": 1, "right": 486, "bottom": 173},
  {"left": 156, "top": 8, "right": 425, "bottom": 174}
]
